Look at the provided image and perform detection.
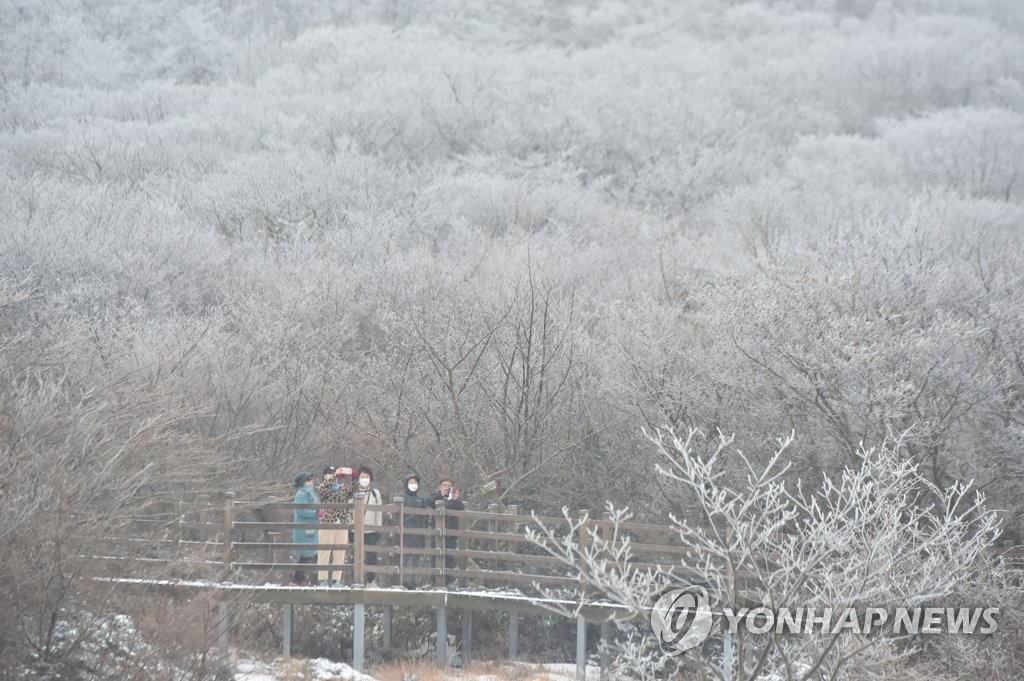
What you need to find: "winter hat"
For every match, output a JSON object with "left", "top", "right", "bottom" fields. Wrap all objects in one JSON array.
[
  {"left": 294, "top": 472, "right": 313, "bottom": 488},
  {"left": 322, "top": 466, "right": 337, "bottom": 476}
]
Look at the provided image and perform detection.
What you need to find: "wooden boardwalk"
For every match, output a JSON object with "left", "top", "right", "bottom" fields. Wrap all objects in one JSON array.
[
  {"left": 96, "top": 491, "right": 694, "bottom": 679},
  {"left": 96, "top": 492, "right": 1024, "bottom": 679}
]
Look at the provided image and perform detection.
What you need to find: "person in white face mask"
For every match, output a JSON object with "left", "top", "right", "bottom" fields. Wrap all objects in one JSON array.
[
  {"left": 401, "top": 472, "right": 427, "bottom": 589},
  {"left": 356, "top": 465, "right": 383, "bottom": 584}
]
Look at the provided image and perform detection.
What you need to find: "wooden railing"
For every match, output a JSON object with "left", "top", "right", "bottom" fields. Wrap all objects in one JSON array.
[
  {"left": 95, "top": 492, "right": 716, "bottom": 594},
  {"left": 95, "top": 493, "right": 1024, "bottom": 594},
  {"left": 92, "top": 492, "right": 1024, "bottom": 680}
]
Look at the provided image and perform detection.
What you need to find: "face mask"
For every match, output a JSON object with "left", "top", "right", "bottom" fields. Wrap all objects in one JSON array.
[
  {"left": 359, "top": 477, "right": 370, "bottom": 488},
  {"left": 407, "top": 483, "right": 418, "bottom": 493},
  {"left": 303, "top": 483, "right": 314, "bottom": 491}
]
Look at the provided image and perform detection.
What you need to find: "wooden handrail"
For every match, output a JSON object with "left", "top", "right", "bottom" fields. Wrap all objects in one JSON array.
[
  {"left": 102, "top": 492, "right": 892, "bottom": 602},
  {"left": 180, "top": 499, "right": 716, "bottom": 530}
]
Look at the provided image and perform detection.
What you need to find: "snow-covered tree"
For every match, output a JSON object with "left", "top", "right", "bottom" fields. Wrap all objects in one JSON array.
[{"left": 529, "top": 427, "right": 1003, "bottom": 680}]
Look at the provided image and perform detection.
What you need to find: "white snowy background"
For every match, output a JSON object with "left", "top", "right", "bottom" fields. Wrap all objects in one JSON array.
[{"left": 2, "top": 0, "right": 1023, "bottom": 679}]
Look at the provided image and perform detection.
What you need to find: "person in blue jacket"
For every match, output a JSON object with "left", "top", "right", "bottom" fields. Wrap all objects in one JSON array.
[{"left": 291, "top": 472, "right": 320, "bottom": 585}]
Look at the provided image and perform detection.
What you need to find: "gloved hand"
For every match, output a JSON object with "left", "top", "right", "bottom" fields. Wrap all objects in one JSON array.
[{"left": 316, "top": 509, "right": 325, "bottom": 520}]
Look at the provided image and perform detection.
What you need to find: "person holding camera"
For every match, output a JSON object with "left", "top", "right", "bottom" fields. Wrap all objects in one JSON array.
[
  {"left": 428, "top": 477, "right": 464, "bottom": 586},
  {"left": 315, "top": 465, "right": 355, "bottom": 586}
]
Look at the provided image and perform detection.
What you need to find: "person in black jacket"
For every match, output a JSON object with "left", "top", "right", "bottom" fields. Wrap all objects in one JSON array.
[
  {"left": 401, "top": 473, "right": 427, "bottom": 589},
  {"left": 428, "top": 477, "right": 464, "bottom": 586}
]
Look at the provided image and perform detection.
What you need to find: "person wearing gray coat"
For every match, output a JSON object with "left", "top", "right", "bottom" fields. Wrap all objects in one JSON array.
[{"left": 356, "top": 465, "right": 384, "bottom": 583}]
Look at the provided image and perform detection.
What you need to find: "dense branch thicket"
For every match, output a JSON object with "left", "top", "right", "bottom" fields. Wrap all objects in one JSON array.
[
  {"left": 1, "top": 0, "right": 1022, "bottom": 677},
  {"left": 528, "top": 429, "right": 1016, "bottom": 680}
]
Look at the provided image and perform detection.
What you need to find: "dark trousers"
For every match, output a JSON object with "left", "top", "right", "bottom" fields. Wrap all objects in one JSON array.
[
  {"left": 403, "top": 532, "right": 425, "bottom": 586},
  {"left": 293, "top": 555, "right": 316, "bottom": 583},
  {"left": 432, "top": 535, "right": 459, "bottom": 584},
  {"left": 364, "top": 531, "right": 380, "bottom": 582}
]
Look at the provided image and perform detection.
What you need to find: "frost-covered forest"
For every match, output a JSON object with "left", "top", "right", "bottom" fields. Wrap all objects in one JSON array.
[{"left": 2, "top": 0, "right": 1023, "bottom": 678}]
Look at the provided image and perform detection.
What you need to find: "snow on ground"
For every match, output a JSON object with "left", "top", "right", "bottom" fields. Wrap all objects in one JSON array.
[
  {"left": 232, "top": 655, "right": 602, "bottom": 680},
  {"left": 234, "top": 656, "right": 377, "bottom": 681},
  {"left": 310, "top": 657, "right": 379, "bottom": 681},
  {"left": 444, "top": 661, "right": 602, "bottom": 680},
  {"left": 523, "top": 662, "right": 601, "bottom": 680},
  {"left": 233, "top": 658, "right": 280, "bottom": 681}
]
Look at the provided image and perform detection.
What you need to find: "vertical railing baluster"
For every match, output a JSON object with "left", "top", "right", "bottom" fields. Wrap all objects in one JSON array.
[
  {"left": 394, "top": 496, "right": 405, "bottom": 587},
  {"left": 577, "top": 510, "right": 590, "bottom": 599},
  {"left": 222, "top": 492, "right": 236, "bottom": 574},
  {"left": 353, "top": 492, "right": 366, "bottom": 584}
]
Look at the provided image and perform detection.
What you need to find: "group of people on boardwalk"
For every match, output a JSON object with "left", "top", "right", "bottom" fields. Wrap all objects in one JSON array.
[{"left": 290, "top": 466, "right": 464, "bottom": 588}]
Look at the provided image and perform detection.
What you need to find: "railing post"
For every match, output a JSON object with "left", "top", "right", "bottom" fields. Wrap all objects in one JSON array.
[
  {"left": 487, "top": 503, "right": 499, "bottom": 570},
  {"left": 173, "top": 498, "right": 182, "bottom": 557},
  {"left": 461, "top": 607, "right": 473, "bottom": 668},
  {"left": 197, "top": 494, "right": 211, "bottom": 545},
  {"left": 576, "top": 509, "right": 591, "bottom": 679},
  {"left": 353, "top": 492, "right": 366, "bottom": 584},
  {"left": 217, "top": 601, "right": 230, "bottom": 659},
  {"left": 435, "top": 499, "right": 447, "bottom": 588},
  {"left": 508, "top": 613, "right": 518, "bottom": 659},
  {"left": 223, "top": 492, "right": 236, "bottom": 572},
  {"left": 508, "top": 505, "right": 520, "bottom": 573},
  {"left": 599, "top": 511, "right": 612, "bottom": 541},
  {"left": 394, "top": 496, "right": 405, "bottom": 586},
  {"left": 504, "top": 505, "right": 519, "bottom": 573},
  {"left": 599, "top": 510, "right": 615, "bottom": 583},
  {"left": 265, "top": 531, "right": 281, "bottom": 567},
  {"left": 598, "top": 511, "right": 612, "bottom": 570},
  {"left": 599, "top": 619, "right": 610, "bottom": 681},
  {"left": 436, "top": 604, "right": 448, "bottom": 666},
  {"left": 382, "top": 605, "right": 393, "bottom": 651},
  {"left": 578, "top": 510, "right": 590, "bottom": 599},
  {"left": 353, "top": 603, "right": 365, "bottom": 671},
  {"left": 457, "top": 528, "right": 468, "bottom": 577},
  {"left": 575, "top": 614, "right": 587, "bottom": 680},
  {"left": 282, "top": 604, "right": 293, "bottom": 657}
]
